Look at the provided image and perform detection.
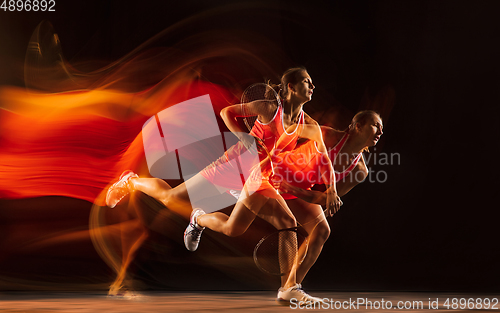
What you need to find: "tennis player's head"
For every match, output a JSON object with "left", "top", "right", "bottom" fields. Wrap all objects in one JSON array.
[
  {"left": 273, "top": 67, "right": 315, "bottom": 104},
  {"left": 349, "top": 110, "right": 384, "bottom": 149}
]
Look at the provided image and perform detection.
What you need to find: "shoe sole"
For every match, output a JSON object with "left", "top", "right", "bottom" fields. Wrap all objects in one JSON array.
[{"left": 183, "top": 227, "right": 200, "bottom": 252}]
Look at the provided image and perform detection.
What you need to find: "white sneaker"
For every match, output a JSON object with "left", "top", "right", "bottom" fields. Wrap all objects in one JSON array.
[
  {"left": 184, "top": 208, "right": 206, "bottom": 251},
  {"left": 106, "top": 170, "right": 138, "bottom": 208},
  {"left": 277, "top": 284, "right": 323, "bottom": 304}
]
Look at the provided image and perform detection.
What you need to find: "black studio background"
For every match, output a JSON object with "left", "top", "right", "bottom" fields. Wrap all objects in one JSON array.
[{"left": 0, "top": 0, "right": 498, "bottom": 292}]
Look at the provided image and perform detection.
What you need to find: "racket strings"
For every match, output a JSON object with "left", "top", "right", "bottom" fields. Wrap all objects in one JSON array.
[
  {"left": 241, "top": 83, "right": 281, "bottom": 181},
  {"left": 278, "top": 229, "right": 298, "bottom": 275},
  {"left": 253, "top": 206, "right": 330, "bottom": 276},
  {"left": 241, "top": 84, "right": 281, "bottom": 136},
  {"left": 254, "top": 229, "right": 308, "bottom": 276}
]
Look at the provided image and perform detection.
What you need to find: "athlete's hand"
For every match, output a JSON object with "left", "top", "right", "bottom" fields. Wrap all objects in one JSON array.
[
  {"left": 325, "top": 188, "right": 342, "bottom": 217},
  {"left": 273, "top": 179, "right": 294, "bottom": 194},
  {"left": 270, "top": 173, "right": 285, "bottom": 192}
]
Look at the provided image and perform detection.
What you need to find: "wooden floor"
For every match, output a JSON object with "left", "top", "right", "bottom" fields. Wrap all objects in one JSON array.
[{"left": 0, "top": 291, "right": 496, "bottom": 312}]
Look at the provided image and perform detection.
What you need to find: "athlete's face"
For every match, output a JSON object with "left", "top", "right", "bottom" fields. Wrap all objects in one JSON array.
[
  {"left": 359, "top": 115, "right": 383, "bottom": 147},
  {"left": 289, "top": 71, "right": 315, "bottom": 103}
]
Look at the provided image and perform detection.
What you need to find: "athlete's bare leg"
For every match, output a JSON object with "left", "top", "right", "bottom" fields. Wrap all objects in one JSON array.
[
  {"left": 108, "top": 171, "right": 245, "bottom": 294},
  {"left": 127, "top": 177, "right": 188, "bottom": 217},
  {"left": 197, "top": 192, "right": 299, "bottom": 289},
  {"left": 254, "top": 198, "right": 303, "bottom": 289},
  {"left": 109, "top": 221, "right": 148, "bottom": 296},
  {"left": 287, "top": 198, "right": 330, "bottom": 284},
  {"left": 107, "top": 176, "right": 196, "bottom": 295},
  {"left": 128, "top": 173, "right": 225, "bottom": 220},
  {"left": 197, "top": 192, "right": 296, "bottom": 236},
  {"left": 108, "top": 198, "right": 151, "bottom": 296}
]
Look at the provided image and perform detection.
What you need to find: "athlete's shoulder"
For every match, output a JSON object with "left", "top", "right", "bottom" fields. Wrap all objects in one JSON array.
[
  {"left": 332, "top": 128, "right": 346, "bottom": 138},
  {"left": 257, "top": 100, "right": 280, "bottom": 124},
  {"left": 322, "top": 127, "right": 345, "bottom": 147},
  {"left": 302, "top": 112, "right": 319, "bottom": 125}
]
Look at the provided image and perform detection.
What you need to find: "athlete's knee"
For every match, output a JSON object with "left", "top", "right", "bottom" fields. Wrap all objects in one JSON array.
[
  {"left": 223, "top": 225, "right": 246, "bottom": 237},
  {"left": 276, "top": 214, "right": 297, "bottom": 230},
  {"left": 314, "top": 222, "right": 330, "bottom": 243},
  {"left": 156, "top": 186, "right": 174, "bottom": 208}
]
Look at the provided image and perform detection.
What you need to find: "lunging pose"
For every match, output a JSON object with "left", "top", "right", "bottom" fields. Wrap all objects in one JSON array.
[
  {"left": 105, "top": 68, "right": 341, "bottom": 301},
  {"left": 194, "top": 110, "right": 383, "bottom": 302}
]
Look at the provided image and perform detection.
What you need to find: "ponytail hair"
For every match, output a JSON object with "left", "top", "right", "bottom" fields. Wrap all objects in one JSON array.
[
  {"left": 266, "top": 67, "right": 307, "bottom": 101},
  {"left": 348, "top": 110, "right": 381, "bottom": 131},
  {"left": 266, "top": 79, "right": 282, "bottom": 99}
]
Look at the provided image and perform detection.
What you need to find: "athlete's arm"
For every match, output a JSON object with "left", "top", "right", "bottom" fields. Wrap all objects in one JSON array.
[
  {"left": 220, "top": 100, "right": 276, "bottom": 127},
  {"left": 309, "top": 123, "right": 342, "bottom": 215},
  {"left": 220, "top": 104, "right": 250, "bottom": 135},
  {"left": 220, "top": 100, "right": 275, "bottom": 150},
  {"left": 275, "top": 117, "right": 341, "bottom": 214},
  {"left": 278, "top": 180, "right": 326, "bottom": 205},
  {"left": 297, "top": 122, "right": 341, "bottom": 215},
  {"left": 277, "top": 156, "right": 368, "bottom": 205},
  {"left": 336, "top": 155, "right": 368, "bottom": 196}
]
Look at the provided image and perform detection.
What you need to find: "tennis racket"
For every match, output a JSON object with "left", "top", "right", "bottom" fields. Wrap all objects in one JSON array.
[
  {"left": 253, "top": 227, "right": 308, "bottom": 276},
  {"left": 240, "top": 83, "right": 281, "bottom": 133},
  {"left": 240, "top": 83, "right": 281, "bottom": 167},
  {"left": 253, "top": 199, "right": 343, "bottom": 276}
]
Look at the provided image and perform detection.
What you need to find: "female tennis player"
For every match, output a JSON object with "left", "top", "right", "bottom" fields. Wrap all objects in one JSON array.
[
  {"left": 269, "top": 110, "right": 383, "bottom": 302},
  {"left": 194, "top": 110, "right": 383, "bottom": 303},
  {"left": 105, "top": 68, "right": 341, "bottom": 301}
]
